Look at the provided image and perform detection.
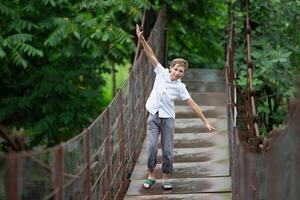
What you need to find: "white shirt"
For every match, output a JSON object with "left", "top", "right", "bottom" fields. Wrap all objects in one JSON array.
[{"left": 146, "top": 63, "right": 191, "bottom": 119}]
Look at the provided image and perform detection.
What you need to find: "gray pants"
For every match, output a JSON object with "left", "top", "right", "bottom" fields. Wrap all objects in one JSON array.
[{"left": 146, "top": 112, "right": 175, "bottom": 174}]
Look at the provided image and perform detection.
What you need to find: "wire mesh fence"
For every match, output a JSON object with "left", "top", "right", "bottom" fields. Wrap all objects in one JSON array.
[{"left": 0, "top": 6, "right": 167, "bottom": 200}]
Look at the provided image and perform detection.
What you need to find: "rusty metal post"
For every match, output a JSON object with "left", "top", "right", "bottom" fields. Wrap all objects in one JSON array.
[
  {"left": 117, "top": 91, "right": 126, "bottom": 195},
  {"left": 141, "top": 54, "right": 147, "bottom": 139},
  {"left": 103, "top": 108, "right": 112, "bottom": 199},
  {"left": 143, "top": 9, "right": 157, "bottom": 40},
  {"left": 8, "top": 153, "right": 21, "bottom": 200},
  {"left": 129, "top": 73, "right": 137, "bottom": 163},
  {"left": 54, "top": 144, "right": 64, "bottom": 200},
  {"left": 83, "top": 129, "right": 91, "bottom": 200},
  {"left": 290, "top": 100, "right": 300, "bottom": 199},
  {"left": 230, "top": 26, "right": 234, "bottom": 83},
  {"left": 133, "top": 12, "right": 146, "bottom": 64},
  {"left": 244, "top": 0, "right": 259, "bottom": 137},
  {"left": 163, "top": 6, "right": 168, "bottom": 68},
  {"left": 232, "top": 127, "right": 238, "bottom": 200},
  {"left": 164, "top": 27, "right": 168, "bottom": 68},
  {"left": 224, "top": 28, "right": 228, "bottom": 62}
]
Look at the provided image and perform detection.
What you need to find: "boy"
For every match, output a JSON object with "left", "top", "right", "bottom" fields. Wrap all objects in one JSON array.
[{"left": 136, "top": 24, "right": 218, "bottom": 190}]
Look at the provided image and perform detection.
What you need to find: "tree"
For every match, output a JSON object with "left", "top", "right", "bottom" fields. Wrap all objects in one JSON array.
[
  {"left": 0, "top": 0, "right": 230, "bottom": 149},
  {"left": 232, "top": 0, "right": 300, "bottom": 135},
  {"left": 0, "top": 0, "right": 149, "bottom": 148},
  {"left": 162, "top": 0, "right": 227, "bottom": 68}
]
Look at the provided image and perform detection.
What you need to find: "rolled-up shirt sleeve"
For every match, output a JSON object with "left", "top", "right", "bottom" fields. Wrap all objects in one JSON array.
[
  {"left": 179, "top": 84, "right": 191, "bottom": 100},
  {"left": 154, "top": 63, "right": 168, "bottom": 76}
]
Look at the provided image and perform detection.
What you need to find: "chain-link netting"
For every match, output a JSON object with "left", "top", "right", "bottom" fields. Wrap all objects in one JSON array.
[{"left": 0, "top": 6, "right": 166, "bottom": 200}]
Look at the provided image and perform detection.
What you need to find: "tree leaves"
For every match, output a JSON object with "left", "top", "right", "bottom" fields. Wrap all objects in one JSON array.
[
  {"left": 16, "top": 43, "right": 44, "bottom": 57},
  {"left": 9, "top": 19, "right": 38, "bottom": 32},
  {"left": 0, "top": 0, "right": 148, "bottom": 148},
  {"left": 10, "top": 48, "right": 28, "bottom": 68},
  {"left": 1, "top": 0, "right": 231, "bottom": 148},
  {"left": 44, "top": 19, "right": 70, "bottom": 47},
  {"left": 233, "top": 0, "right": 300, "bottom": 134},
  {"left": 0, "top": 3, "right": 15, "bottom": 16},
  {"left": 163, "top": 0, "right": 227, "bottom": 68},
  {"left": 5, "top": 33, "right": 33, "bottom": 44}
]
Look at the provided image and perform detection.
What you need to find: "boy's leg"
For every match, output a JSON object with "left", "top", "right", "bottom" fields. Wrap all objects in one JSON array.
[
  {"left": 144, "top": 113, "right": 160, "bottom": 188},
  {"left": 160, "top": 117, "right": 175, "bottom": 187}
]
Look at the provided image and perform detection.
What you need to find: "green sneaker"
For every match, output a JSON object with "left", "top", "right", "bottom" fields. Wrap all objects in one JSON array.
[
  {"left": 143, "top": 178, "right": 156, "bottom": 189},
  {"left": 161, "top": 180, "right": 172, "bottom": 190}
]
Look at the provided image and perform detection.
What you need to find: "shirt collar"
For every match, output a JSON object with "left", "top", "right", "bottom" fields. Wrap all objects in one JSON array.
[
  {"left": 171, "top": 79, "right": 181, "bottom": 83},
  {"left": 168, "top": 73, "right": 181, "bottom": 83}
]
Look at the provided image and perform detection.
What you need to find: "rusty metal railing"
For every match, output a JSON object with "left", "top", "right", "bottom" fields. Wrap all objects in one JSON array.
[
  {"left": 229, "top": 0, "right": 259, "bottom": 141},
  {"left": 226, "top": 1, "right": 300, "bottom": 199},
  {"left": 245, "top": 0, "right": 260, "bottom": 138},
  {"left": 225, "top": 7, "right": 234, "bottom": 180},
  {"left": 225, "top": 1, "right": 262, "bottom": 199},
  {"left": 230, "top": 92, "right": 300, "bottom": 200},
  {"left": 0, "top": 7, "right": 167, "bottom": 200}
]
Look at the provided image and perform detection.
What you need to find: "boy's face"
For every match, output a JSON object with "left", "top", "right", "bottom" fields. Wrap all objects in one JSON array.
[{"left": 170, "top": 64, "right": 185, "bottom": 80}]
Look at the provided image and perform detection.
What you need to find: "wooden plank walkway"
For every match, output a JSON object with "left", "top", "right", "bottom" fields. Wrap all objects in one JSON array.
[{"left": 124, "top": 69, "right": 232, "bottom": 200}]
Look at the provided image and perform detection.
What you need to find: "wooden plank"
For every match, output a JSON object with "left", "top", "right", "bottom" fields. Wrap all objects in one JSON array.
[
  {"left": 130, "top": 160, "right": 230, "bottom": 180},
  {"left": 126, "top": 177, "right": 231, "bottom": 196},
  {"left": 125, "top": 193, "right": 232, "bottom": 200}
]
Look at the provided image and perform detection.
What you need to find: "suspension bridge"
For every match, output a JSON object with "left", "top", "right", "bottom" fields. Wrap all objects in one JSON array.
[{"left": 1, "top": 1, "right": 300, "bottom": 200}]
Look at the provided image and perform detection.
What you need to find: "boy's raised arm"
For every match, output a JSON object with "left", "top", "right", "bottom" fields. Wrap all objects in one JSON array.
[{"left": 136, "top": 24, "right": 158, "bottom": 68}]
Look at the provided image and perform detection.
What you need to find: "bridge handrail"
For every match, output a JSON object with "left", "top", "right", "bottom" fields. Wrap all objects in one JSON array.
[
  {"left": 0, "top": 7, "right": 167, "bottom": 200},
  {"left": 226, "top": 0, "right": 260, "bottom": 141},
  {"left": 226, "top": 1, "right": 300, "bottom": 199},
  {"left": 245, "top": 0, "right": 260, "bottom": 137}
]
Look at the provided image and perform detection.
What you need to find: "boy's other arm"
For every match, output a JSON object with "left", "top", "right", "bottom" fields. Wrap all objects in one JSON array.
[
  {"left": 136, "top": 24, "right": 158, "bottom": 68},
  {"left": 185, "top": 98, "right": 218, "bottom": 131}
]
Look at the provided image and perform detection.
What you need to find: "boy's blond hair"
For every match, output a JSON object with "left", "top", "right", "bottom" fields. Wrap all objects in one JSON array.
[{"left": 170, "top": 58, "right": 188, "bottom": 71}]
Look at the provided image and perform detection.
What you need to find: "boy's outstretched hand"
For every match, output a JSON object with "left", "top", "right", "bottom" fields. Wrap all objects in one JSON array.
[
  {"left": 136, "top": 24, "right": 143, "bottom": 39},
  {"left": 204, "top": 123, "right": 218, "bottom": 131}
]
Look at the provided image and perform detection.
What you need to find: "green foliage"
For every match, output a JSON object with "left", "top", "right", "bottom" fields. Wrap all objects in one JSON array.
[
  {"left": 0, "top": 0, "right": 249, "bottom": 149},
  {"left": 159, "top": 0, "right": 227, "bottom": 68},
  {"left": 102, "top": 64, "right": 131, "bottom": 104},
  {"left": 0, "top": 0, "right": 149, "bottom": 148},
  {"left": 232, "top": 0, "right": 300, "bottom": 135}
]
